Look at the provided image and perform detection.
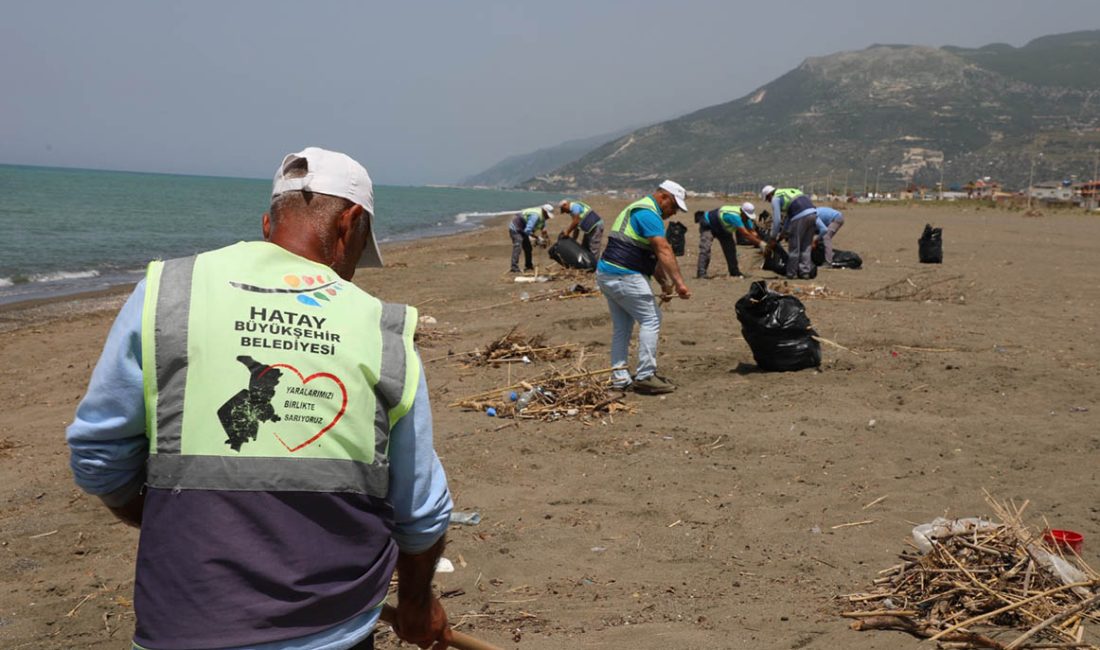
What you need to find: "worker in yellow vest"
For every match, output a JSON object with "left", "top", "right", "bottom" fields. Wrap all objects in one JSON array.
[
  {"left": 66, "top": 148, "right": 454, "bottom": 649},
  {"left": 559, "top": 199, "right": 605, "bottom": 257},
  {"left": 762, "top": 184, "right": 819, "bottom": 279},
  {"left": 596, "top": 180, "right": 692, "bottom": 395}
]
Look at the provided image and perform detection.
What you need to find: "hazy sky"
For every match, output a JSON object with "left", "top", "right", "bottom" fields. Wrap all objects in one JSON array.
[{"left": 2, "top": 1, "right": 1098, "bottom": 185}]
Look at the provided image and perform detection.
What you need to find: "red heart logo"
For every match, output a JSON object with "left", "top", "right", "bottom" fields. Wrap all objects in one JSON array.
[{"left": 258, "top": 363, "right": 348, "bottom": 453}]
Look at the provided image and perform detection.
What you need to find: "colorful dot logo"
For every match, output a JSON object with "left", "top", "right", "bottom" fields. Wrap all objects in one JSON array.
[
  {"left": 228, "top": 273, "right": 345, "bottom": 307},
  {"left": 282, "top": 273, "right": 344, "bottom": 307}
]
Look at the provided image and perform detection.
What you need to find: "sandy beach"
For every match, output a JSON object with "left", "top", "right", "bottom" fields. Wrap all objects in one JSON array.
[{"left": 1, "top": 198, "right": 1098, "bottom": 649}]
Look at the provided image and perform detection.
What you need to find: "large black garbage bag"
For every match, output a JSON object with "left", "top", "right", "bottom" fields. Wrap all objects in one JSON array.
[
  {"left": 811, "top": 242, "right": 826, "bottom": 267},
  {"left": 549, "top": 236, "right": 596, "bottom": 271},
  {"left": 666, "top": 220, "right": 687, "bottom": 256},
  {"left": 830, "top": 249, "right": 863, "bottom": 269},
  {"left": 919, "top": 224, "right": 943, "bottom": 263},
  {"left": 761, "top": 243, "right": 789, "bottom": 274},
  {"left": 735, "top": 281, "right": 821, "bottom": 372}
]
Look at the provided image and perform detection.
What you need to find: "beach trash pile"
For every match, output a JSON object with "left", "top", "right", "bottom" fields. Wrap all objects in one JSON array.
[
  {"left": 450, "top": 367, "right": 632, "bottom": 422},
  {"left": 843, "top": 495, "right": 1100, "bottom": 649},
  {"left": 465, "top": 327, "right": 578, "bottom": 367}
]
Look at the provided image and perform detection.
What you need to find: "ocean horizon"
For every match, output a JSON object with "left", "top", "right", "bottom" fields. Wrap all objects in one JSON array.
[{"left": 0, "top": 164, "right": 558, "bottom": 305}]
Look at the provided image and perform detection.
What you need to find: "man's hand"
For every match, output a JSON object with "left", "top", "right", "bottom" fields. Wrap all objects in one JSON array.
[
  {"left": 394, "top": 596, "right": 451, "bottom": 650},
  {"left": 395, "top": 537, "right": 450, "bottom": 649},
  {"left": 675, "top": 281, "right": 691, "bottom": 299}
]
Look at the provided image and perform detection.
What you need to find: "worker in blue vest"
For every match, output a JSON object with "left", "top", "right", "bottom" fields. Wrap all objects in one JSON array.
[
  {"left": 509, "top": 203, "right": 554, "bottom": 273},
  {"left": 66, "top": 148, "right": 454, "bottom": 650},
  {"left": 559, "top": 199, "right": 605, "bottom": 258},
  {"left": 762, "top": 184, "right": 818, "bottom": 279},
  {"left": 814, "top": 206, "right": 845, "bottom": 265},
  {"left": 694, "top": 202, "right": 767, "bottom": 278},
  {"left": 597, "top": 180, "right": 692, "bottom": 395}
]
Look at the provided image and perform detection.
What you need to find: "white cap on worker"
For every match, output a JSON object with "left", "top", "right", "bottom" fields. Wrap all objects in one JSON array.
[
  {"left": 740, "top": 202, "right": 756, "bottom": 219},
  {"left": 760, "top": 185, "right": 776, "bottom": 200},
  {"left": 658, "top": 179, "right": 689, "bottom": 212},
  {"left": 542, "top": 203, "right": 555, "bottom": 217},
  {"left": 272, "top": 147, "right": 383, "bottom": 267}
]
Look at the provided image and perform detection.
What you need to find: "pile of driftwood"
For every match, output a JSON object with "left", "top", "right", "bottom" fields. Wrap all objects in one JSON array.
[
  {"left": 843, "top": 495, "right": 1100, "bottom": 649},
  {"left": 465, "top": 327, "right": 578, "bottom": 366},
  {"left": 449, "top": 367, "right": 632, "bottom": 421}
]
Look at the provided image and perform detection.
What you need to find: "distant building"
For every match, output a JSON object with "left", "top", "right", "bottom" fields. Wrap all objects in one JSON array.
[
  {"left": 1029, "top": 181, "right": 1074, "bottom": 202},
  {"left": 967, "top": 179, "right": 1002, "bottom": 199},
  {"left": 1075, "top": 180, "right": 1100, "bottom": 209}
]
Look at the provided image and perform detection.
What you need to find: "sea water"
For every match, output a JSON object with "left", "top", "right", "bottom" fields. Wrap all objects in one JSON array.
[{"left": 0, "top": 164, "right": 557, "bottom": 305}]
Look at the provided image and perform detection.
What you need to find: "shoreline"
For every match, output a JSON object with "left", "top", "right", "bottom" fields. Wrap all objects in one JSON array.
[{"left": 0, "top": 213, "right": 516, "bottom": 329}]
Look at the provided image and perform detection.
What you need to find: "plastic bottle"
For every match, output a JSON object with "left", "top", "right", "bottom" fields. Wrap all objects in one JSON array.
[{"left": 515, "top": 389, "right": 537, "bottom": 412}]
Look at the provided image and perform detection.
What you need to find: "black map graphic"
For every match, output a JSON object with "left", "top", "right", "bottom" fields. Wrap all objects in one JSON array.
[{"left": 217, "top": 355, "right": 282, "bottom": 451}]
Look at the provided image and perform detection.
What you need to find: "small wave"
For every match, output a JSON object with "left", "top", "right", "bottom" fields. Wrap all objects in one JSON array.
[
  {"left": 28, "top": 269, "right": 102, "bottom": 283},
  {"left": 0, "top": 277, "right": 13, "bottom": 288},
  {"left": 453, "top": 210, "right": 516, "bottom": 225}
]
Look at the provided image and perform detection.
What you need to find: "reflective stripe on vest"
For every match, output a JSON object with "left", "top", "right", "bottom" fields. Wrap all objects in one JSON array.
[
  {"left": 607, "top": 196, "right": 657, "bottom": 249},
  {"left": 520, "top": 207, "right": 546, "bottom": 232},
  {"left": 575, "top": 201, "right": 602, "bottom": 233},
  {"left": 141, "top": 241, "right": 418, "bottom": 496},
  {"left": 773, "top": 189, "right": 805, "bottom": 217},
  {"left": 601, "top": 196, "right": 659, "bottom": 274},
  {"left": 716, "top": 205, "right": 748, "bottom": 232}
]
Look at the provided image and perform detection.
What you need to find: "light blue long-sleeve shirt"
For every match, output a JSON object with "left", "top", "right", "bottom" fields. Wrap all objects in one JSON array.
[
  {"left": 814, "top": 207, "right": 843, "bottom": 236},
  {"left": 67, "top": 279, "right": 453, "bottom": 650}
]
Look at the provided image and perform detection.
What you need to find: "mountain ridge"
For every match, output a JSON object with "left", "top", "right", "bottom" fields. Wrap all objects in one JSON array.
[{"left": 522, "top": 30, "right": 1100, "bottom": 193}]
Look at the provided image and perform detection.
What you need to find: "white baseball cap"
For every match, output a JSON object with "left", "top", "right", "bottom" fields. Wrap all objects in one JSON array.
[
  {"left": 658, "top": 179, "right": 689, "bottom": 212},
  {"left": 272, "top": 147, "right": 383, "bottom": 267},
  {"left": 542, "top": 203, "right": 555, "bottom": 217},
  {"left": 740, "top": 202, "right": 756, "bottom": 219},
  {"left": 760, "top": 185, "right": 776, "bottom": 199}
]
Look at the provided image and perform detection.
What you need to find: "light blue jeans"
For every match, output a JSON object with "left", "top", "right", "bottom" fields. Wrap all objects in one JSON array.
[{"left": 596, "top": 271, "right": 662, "bottom": 386}]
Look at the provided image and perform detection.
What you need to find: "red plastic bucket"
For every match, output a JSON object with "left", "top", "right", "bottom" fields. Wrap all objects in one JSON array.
[{"left": 1044, "top": 529, "right": 1084, "bottom": 554}]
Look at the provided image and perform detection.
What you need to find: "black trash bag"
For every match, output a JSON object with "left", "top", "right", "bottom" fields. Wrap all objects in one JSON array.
[
  {"left": 811, "top": 242, "right": 826, "bottom": 267},
  {"left": 830, "top": 249, "right": 862, "bottom": 269},
  {"left": 761, "top": 243, "right": 789, "bottom": 274},
  {"left": 919, "top": 224, "right": 943, "bottom": 264},
  {"left": 548, "top": 236, "right": 596, "bottom": 271},
  {"left": 666, "top": 220, "right": 687, "bottom": 256},
  {"left": 735, "top": 281, "right": 821, "bottom": 372}
]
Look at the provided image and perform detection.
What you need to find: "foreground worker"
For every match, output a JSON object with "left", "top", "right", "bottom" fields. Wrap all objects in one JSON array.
[
  {"left": 559, "top": 199, "right": 605, "bottom": 258},
  {"left": 814, "top": 206, "right": 846, "bottom": 265},
  {"left": 695, "top": 202, "right": 766, "bottom": 278},
  {"left": 509, "top": 203, "right": 554, "bottom": 273},
  {"left": 762, "top": 184, "right": 818, "bottom": 279},
  {"left": 66, "top": 147, "right": 453, "bottom": 650},
  {"left": 596, "top": 180, "right": 692, "bottom": 395}
]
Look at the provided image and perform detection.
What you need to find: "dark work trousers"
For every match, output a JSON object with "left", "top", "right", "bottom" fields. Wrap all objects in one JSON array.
[
  {"left": 786, "top": 216, "right": 817, "bottom": 278},
  {"left": 580, "top": 225, "right": 604, "bottom": 259},
  {"left": 822, "top": 215, "right": 845, "bottom": 264},
  {"left": 697, "top": 222, "right": 741, "bottom": 277},
  {"left": 509, "top": 229, "right": 533, "bottom": 272}
]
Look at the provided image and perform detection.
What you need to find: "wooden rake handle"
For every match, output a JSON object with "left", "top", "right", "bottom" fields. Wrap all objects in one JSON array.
[{"left": 380, "top": 604, "right": 504, "bottom": 650}]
